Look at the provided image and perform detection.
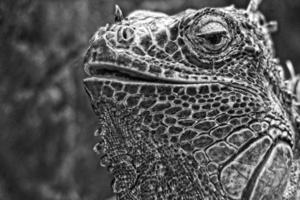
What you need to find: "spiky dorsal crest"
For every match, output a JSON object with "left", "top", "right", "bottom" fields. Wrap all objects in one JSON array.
[{"left": 247, "top": 0, "right": 263, "bottom": 12}]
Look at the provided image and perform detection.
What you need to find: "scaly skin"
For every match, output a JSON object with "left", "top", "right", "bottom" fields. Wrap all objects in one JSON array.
[{"left": 83, "top": 1, "right": 300, "bottom": 199}]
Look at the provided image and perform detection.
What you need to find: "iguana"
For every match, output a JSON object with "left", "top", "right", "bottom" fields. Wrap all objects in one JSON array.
[{"left": 83, "top": 0, "right": 300, "bottom": 199}]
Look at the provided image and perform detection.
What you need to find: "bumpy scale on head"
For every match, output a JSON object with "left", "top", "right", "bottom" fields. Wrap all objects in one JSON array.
[{"left": 84, "top": 1, "right": 300, "bottom": 200}]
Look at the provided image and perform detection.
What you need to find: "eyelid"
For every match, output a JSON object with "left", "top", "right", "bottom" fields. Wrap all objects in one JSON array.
[
  {"left": 196, "top": 31, "right": 228, "bottom": 38},
  {"left": 197, "top": 20, "right": 227, "bottom": 34}
]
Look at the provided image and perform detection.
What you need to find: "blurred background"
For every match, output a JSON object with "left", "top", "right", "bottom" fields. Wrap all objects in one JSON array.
[{"left": 0, "top": 0, "right": 299, "bottom": 199}]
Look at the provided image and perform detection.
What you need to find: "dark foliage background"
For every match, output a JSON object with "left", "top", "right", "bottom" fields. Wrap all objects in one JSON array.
[{"left": 0, "top": 0, "right": 299, "bottom": 200}]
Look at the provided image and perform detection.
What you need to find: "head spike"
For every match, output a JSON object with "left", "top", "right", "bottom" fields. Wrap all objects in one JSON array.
[
  {"left": 114, "top": 4, "right": 124, "bottom": 22},
  {"left": 225, "top": 5, "right": 235, "bottom": 10},
  {"left": 247, "top": 0, "right": 263, "bottom": 12},
  {"left": 286, "top": 60, "right": 295, "bottom": 80}
]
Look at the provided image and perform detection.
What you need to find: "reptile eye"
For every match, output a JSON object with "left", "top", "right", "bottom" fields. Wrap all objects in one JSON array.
[
  {"left": 196, "top": 22, "right": 230, "bottom": 51},
  {"left": 187, "top": 15, "right": 232, "bottom": 54}
]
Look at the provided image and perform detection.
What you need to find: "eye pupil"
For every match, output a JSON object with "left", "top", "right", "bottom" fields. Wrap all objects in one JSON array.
[{"left": 204, "top": 33, "right": 222, "bottom": 45}]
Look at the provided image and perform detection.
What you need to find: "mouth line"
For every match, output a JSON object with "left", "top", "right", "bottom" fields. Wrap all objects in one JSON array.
[
  {"left": 84, "top": 62, "right": 196, "bottom": 84},
  {"left": 84, "top": 62, "right": 260, "bottom": 97}
]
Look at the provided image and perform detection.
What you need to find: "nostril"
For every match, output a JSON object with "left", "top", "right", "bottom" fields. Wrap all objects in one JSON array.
[
  {"left": 122, "top": 28, "right": 129, "bottom": 39},
  {"left": 119, "top": 27, "right": 134, "bottom": 42}
]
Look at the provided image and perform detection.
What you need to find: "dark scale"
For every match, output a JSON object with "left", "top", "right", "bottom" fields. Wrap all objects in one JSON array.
[
  {"left": 84, "top": 2, "right": 300, "bottom": 200},
  {"left": 164, "top": 69, "right": 174, "bottom": 78},
  {"left": 149, "top": 64, "right": 162, "bottom": 74},
  {"left": 172, "top": 51, "right": 183, "bottom": 60},
  {"left": 198, "top": 98, "right": 206, "bottom": 103},
  {"left": 151, "top": 102, "right": 171, "bottom": 112},
  {"left": 199, "top": 86, "right": 210, "bottom": 94},
  {"left": 202, "top": 104, "right": 211, "bottom": 110},
  {"left": 153, "top": 113, "right": 164, "bottom": 122},
  {"left": 150, "top": 122, "right": 160, "bottom": 129},
  {"left": 212, "top": 102, "right": 221, "bottom": 107},
  {"left": 227, "top": 109, "right": 235, "bottom": 114},
  {"left": 192, "top": 111, "right": 207, "bottom": 119},
  {"left": 126, "top": 95, "right": 140, "bottom": 107},
  {"left": 193, "top": 135, "right": 214, "bottom": 148},
  {"left": 233, "top": 103, "right": 240, "bottom": 108},
  {"left": 207, "top": 109, "right": 220, "bottom": 117},
  {"left": 211, "top": 125, "right": 233, "bottom": 138},
  {"left": 132, "top": 46, "right": 146, "bottom": 56},
  {"left": 245, "top": 108, "right": 251, "bottom": 113},
  {"left": 143, "top": 114, "right": 152, "bottom": 125},
  {"left": 180, "top": 130, "right": 198, "bottom": 141},
  {"left": 117, "top": 53, "right": 132, "bottom": 65},
  {"left": 229, "top": 118, "right": 241, "bottom": 126},
  {"left": 132, "top": 59, "right": 147, "bottom": 71},
  {"left": 169, "top": 126, "right": 183, "bottom": 134},
  {"left": 194, "top": 121, "right": 216, "bottom": 131},
  {"left": 165, "top": 117, "right": 177, "bottom": 124},
  {"left": 165, "top": 41, "right": 179, "bottom": 54},
  {"left": 155, "top": 50, "right": 169, "bottom": 59},
  {"left": 168, "top": 95, "right": 175, "bottom": 100},
  {"left": 102, "top": 85, "right": 114, "bottom": 97},
  {"left": 155, "top": 30, "right": 168, "bottom": 47},
  {"left": 124, "top": 84, "right": 139, "bottom": 94},
  {"left": 210, "top": 93, "right": 217, "bottom": 98},
  {"left": 158, "top": 87, "right": 172, "bottom": 95},
  {"left": 182, "top": 102, "right": 190, "bottom": 107},
  {"left": 169, "top": 24, "right": 179, "bottom": 41},
  {"left": 173, "top": 87, "right": 185, "bottom": 94},
  {"left": 178, "top": 119, "right": 195, "bottom": 126},
  {"left": 165, "top": 107, "right": 182, "bottom": 115},
  {"left": 114, "top": 92, "right": 127, "bottom": 101},
  {"left": 170, "top": 136, "right": 178, "bottom": 143},
  {"left": 139, "top": 99, "right": 156, "bottom": 108},
  {"left": 140, "top": 85, "right": 156, "bottom": 95},
  {"left": 181, "top": 95, "right": 189, "bottom": 101},
  {"left": 181, "top": 143, "right": 194, "bottom": 152},
  {"left": 111, "top": 82, "right": 123, "bottom": 91},
  {"left": 188, "top": 97, "right": 196, "bottom": 103},
  {"left": 236, "top": 109, "right": 244, "bottom": 115},
  {"left": 177, "top": 37, "right": 185, "bottom": 46},
  {"left": 192, "top": 104, "right": 200, "bottom": 110},
  {"left": 177, "top": 109, "right": 192, "bottom": 118},
  {"left": 216, "top": 113, "right": 230, "bottom": 124},
  {"left": 140, "top": 35, "right": 153, "bottom": 50},
  {"left": 187, "top": 87, "right": 197, "bottom": 96},
  {"left": 147, "top": 45, "right": 157, "bottom": 57},
  {"left": 174, "top": 99, "right": 182, "bottom": 104}
]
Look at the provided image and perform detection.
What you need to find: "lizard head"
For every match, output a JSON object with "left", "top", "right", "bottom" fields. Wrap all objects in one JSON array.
[
  {"left": 84, "top": 3, "right": 278, "bottom": 87},
  {"left": 83, "top": 2, "right": 294, "bottom": 199}
]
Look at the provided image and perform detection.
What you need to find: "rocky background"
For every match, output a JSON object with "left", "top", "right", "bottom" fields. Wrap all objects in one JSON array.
[{"left": 0, "top": 0, "right": 299, "bottom": 200}]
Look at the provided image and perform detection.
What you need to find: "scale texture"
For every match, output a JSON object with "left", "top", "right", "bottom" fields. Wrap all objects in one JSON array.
[{"left": 83, "top": 1, "right": 300, "bottom": 199}]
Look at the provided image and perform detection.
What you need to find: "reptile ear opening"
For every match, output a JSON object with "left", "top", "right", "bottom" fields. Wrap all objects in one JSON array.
[{"left": 114, "top": 4, "right": 124, "bottom": 22}]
